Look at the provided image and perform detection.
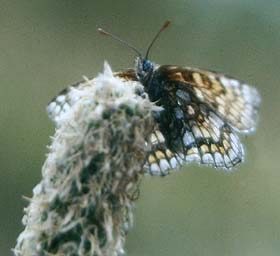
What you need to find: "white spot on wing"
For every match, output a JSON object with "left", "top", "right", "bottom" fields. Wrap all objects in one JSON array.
[
  {"left": 187, "top": 105, "right": 195, "bottom": 115},
  {"left": 54, "top": 105, "right": 61, "bottom": 116},
  {"left": 150, "top": 163, "right": 160, "bottom": 174},
  {"left": 214, "top": 152, "right": 224, "bottom": 167},
  {"left": 209, "top": 112, "right": 224, "bottom": 128},
  {"left": 192, "top": 126, "right": 202, "bottom": 138},
  {"left": 183, "top": 130, "right": 195, "bottom": 147},
  {"left": 228, "top": 149, "right": 236, "bottom": 162},
  {"left": 230, "top": 79, "right": 240, "bottom": 87},
  {"left": 223, "top": 155, "right": 232, "bottom": 168},
  {"left": 202, "top": 153, "right": 214, "bottom": 164},
  {"left": 56, "top": 95, "right": 66, "bottom": 103},
  {"left": 211, "top": 126, "right": 220, "bottom": 140},
  {"left": 155, "top": 130, "right": 165, "bottom": 143},
  {"left": 220, "top": 76, "right": 230, "bottom": 87},
  {"left": 170, "top": 157, "right": 177, "bottom": 168},
  {"left": 62, "top": 103, "right": 71, "bottom": 112},
  {"left": 159, "top": 159, "right": 170, "bottom": 171},
  {"left": 185, "top": 154, "right": 201, "bottom": 163},
  {"left": 175, "top": 107, "right": 184, "bottom": 119}
]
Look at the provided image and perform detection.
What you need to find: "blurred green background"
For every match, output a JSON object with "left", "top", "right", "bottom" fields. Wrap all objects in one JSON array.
[{"left": 1, "top": 0, "right": 279, "bottom": 255}]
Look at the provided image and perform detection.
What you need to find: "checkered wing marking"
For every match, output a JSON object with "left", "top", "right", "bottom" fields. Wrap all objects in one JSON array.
[
  {"left": 145, "top": 129, "right": 182, "bottom": 176},
  {"left": 165, "top": 66, "right": 261, "bottom": 133},
  {"left": 46, "top": 80, "right": 84, "bottom": 124},
  {"left": 177, "top": 99, "right": 244, "bottom": 170},
  {"left": 145, "top": 99, "right": 244, "bottom": 175}
]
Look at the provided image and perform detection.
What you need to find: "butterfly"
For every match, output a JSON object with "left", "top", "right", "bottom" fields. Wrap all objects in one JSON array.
[{"left": 47, "top": 21, "right": 260, "bottom": 176}]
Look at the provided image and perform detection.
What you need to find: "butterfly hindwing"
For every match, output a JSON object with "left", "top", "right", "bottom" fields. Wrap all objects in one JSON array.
[
  {"left": 145, "top": 129, "right": 183, "bottom": 175},
  {"left": 145, "top": 97, "right": 244, "bottom": 175}
]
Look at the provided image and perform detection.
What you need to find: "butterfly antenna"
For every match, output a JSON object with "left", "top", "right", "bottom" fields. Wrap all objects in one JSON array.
[
  {"left": 145, "top": 20, "right": 171, "bottom": 59},
  {"left": 98, "top": 27, "right": 142, "bottom": 57}
]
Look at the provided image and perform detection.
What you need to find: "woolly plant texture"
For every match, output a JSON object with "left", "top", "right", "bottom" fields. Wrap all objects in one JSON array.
[{"left": 14, "top": 63, "right": 157, "bottom": 256}]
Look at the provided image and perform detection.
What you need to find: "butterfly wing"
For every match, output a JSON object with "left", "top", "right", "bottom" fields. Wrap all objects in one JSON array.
[
  {"left": 144, "top": 65, "right": 260, "bottom": 175},
  {"left": 145, "top": 102, "right": 244, "bottom": 175},
  {"left": 47, "top": 80, "right": 85, "bottom": 124},
  {"left": 160, "top": 65, "right": 261, "bottom": 133},
  {"left": 47, "top": 69, "right": 137, "bottom": 125},
  {"left": 47, "top": 64, "right": 259, "bottom": 175}
]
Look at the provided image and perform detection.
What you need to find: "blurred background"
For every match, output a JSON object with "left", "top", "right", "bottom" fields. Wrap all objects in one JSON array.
[{"left": 1, "top": 0, "right": 279, "bottom": 255}]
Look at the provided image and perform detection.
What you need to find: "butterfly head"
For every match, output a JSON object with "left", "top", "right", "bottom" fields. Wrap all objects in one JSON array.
[
  {"left": 136, "top": 57, "right": 155, "bottom": 81},
  {"left": 98, "top": 20, "right": 171, "bottom": 82},
  {"left": 142, "top": 59, "right": 154, "bottom": 72}
]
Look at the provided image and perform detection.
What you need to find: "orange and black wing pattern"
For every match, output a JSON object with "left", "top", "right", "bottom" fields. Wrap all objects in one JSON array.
[
  {"left": 47, "top": 65, "right": 260, "bottom": 175},
  {"left": 144, "top": 65, "right": 260, "bottom": 175},
  {"left": 161, "top": 65, "right": 260, "bottom": 133}
]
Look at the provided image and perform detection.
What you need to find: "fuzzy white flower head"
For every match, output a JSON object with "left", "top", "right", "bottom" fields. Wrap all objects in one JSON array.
[
  {"left": 47, "top": 62, "right": 149, "bottom": 126},
  {"left": 15, "top": 61, "right": 157, "bottom": 256}
]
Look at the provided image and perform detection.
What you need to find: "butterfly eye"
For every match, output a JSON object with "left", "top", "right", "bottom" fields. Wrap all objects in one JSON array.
[{"left": 142, "top": 60, "right": 153, "bottom": 72}]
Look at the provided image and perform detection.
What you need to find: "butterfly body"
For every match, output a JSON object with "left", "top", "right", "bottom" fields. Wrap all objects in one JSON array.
[
  {"left": 130, "top": 56, "right": 259, "bottom": 175},
  {"left": 47, "top": 27, "right": 260, "bottom": 176},
  {"left": 47, "top": 60, "right": 260, "bottom": 175}
]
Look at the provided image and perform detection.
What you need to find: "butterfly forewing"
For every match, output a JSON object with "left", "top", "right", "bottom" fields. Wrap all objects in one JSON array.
[
  {"left": 160, "top": 65, "right": 260, "bottom": 133},
  {"left": 46, "top": 80, "right": 84, "bottom": 124},
  {"left": 47, "top": 69, "right": 138, "bottom": 125}
]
